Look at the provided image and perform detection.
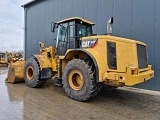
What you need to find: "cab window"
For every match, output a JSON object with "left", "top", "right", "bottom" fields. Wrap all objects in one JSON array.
[{"left": 77, "top": 24, "right": 92, "bottom": 38}]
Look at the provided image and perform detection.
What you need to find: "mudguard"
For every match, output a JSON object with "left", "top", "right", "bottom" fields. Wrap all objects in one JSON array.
[
  {"left": 32, "top": 55, "right": 52, "bottom": 70},
  {"left": 64, "top": 49, "right": 107, "bottom": 82}
]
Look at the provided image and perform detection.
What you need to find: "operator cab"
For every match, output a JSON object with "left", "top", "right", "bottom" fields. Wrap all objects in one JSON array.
[{"left": 52, "top": 17, "right": 94, "bottom": 55}]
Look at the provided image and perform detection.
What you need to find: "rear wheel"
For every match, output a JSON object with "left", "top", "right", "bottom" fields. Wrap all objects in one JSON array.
[
  {"left": 24, "top": 58, "right": 47, "bottom": 88},
  {"left": 62, "top": 59, "right": 102, "bottom": 101}
]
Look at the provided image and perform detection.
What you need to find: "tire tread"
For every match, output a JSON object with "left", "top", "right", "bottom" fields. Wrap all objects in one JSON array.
[{"left": 62, "top": 59, "right": 102, "bottom": 101}]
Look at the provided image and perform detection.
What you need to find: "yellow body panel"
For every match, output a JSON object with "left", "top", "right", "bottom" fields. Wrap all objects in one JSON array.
[
  {"left": 79, "top": 35, "right": 154, "bottom": 86},
  {"left": 84, "top": 49, "right": 107, "bottom": 82},
  {"left": 82, "top": 35, "right": 141, "bottom": 72},
  {"left": 125, "top": 66, "right": 154, "bottom": 86}
]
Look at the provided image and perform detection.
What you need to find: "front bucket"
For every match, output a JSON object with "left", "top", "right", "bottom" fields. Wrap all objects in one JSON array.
[{"left": 6, "top": 61, "right": 26, "bottom": 83}]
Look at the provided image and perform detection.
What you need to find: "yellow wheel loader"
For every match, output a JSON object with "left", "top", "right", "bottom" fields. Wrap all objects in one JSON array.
[
  {"left": 0, "top": 52, "right": 22, "bottom": 67},
  {"left": 6, "top": 17, "right": 154, "bottom": 101},
  {"left": 0, "top": 52, "right": 11, "bottom": 67}
]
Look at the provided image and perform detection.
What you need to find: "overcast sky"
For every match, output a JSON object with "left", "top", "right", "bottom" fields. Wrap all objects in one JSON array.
[{"left": 0, "top": 0, "right": 30, "bottom": 52}]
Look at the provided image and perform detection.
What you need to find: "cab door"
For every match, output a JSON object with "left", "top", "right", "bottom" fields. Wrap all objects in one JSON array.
[{"left": 56, "top": 24, "right": 68, "bottom": 55}]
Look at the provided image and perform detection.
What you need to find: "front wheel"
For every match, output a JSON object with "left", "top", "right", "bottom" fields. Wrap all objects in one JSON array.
[
  {"left": 62, "top": 59, "right": 102, "bottom": 101},
  {"left": 24, "top": 58, "right": 47, "bottom": 88}
]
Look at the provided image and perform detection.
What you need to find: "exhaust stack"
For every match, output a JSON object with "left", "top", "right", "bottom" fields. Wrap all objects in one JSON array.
[{"left": 107, "top": 17, "right": 114, "bottom": 35}]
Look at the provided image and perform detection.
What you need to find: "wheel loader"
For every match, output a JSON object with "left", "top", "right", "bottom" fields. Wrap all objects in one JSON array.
[
  {"left": 6, "top": 17, "right": 154, "bottom": 101},
  {"left": 0, "top": 52, "right": 22, "bottom": 67},
  {"left": 0, "top": 52, "right": 10, "bottom": 67}
]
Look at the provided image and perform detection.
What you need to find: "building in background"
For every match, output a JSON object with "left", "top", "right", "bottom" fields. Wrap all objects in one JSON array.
[{"left": 22, "top": 0, "right": 160, "bottom": 91}]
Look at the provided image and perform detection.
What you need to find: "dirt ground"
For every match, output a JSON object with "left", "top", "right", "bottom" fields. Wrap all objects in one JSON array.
[{"left": 0, "top": 67, "right": 160, "bottom": 120}]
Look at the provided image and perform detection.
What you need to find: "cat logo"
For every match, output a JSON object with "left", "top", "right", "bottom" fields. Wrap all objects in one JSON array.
[
  {"left": 82, "top": 41, "right": 91, "bottom": 48},
  {"left": 81, "top": 39, "right": 98, "bottom": 48}
]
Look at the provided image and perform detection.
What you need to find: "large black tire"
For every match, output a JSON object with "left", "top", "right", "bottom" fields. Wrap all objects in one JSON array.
[
  {"left": 62, "top": 59, "right": 102, "bottom": 101},
  {"left": 24, "top": 58, "right": 47, "bottom": 88}
]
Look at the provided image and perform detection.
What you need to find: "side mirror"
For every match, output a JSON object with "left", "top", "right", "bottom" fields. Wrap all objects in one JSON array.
[{"left": 51, "top": 22, "right": 57, "bottom": 32}]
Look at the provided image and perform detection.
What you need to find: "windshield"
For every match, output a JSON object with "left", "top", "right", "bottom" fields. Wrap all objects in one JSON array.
[{"left": 77, "top": 24, "right": 92, "bottom": 37}]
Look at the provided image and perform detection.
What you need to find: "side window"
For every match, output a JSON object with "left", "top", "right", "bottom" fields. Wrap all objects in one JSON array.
[
  {"left": 69, "top": 22, "right": 74, "bottom": 38},
  {"left": 86, "top": 27, "right": 91, "bottom": 36},
  {"left": 77, "top": 25, "right": 84, "bottom": 37},
  {"left": 59, "top": 24, "right": 67, "bottom": 42},
  {"left": 107, "top": 42, "right": 117, "bottom": 69},
  {"left": 76, "top": 24, "right": 92, "bottom": 38},
  {"left": 81, "top": 28, "right": 86, "bottom": 37},
  {"left": 69, "top": 25, "right": 74, "bottom": 37}
]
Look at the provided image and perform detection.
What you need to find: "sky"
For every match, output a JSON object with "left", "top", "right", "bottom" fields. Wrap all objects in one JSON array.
[{"left": 0, "top": 0, "right": 30, "bottom": 52}]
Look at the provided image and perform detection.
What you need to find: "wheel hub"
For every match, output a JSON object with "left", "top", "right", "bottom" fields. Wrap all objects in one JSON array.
[
  {"left": 69, "top": 70, "right": 84, "bottom": 90},
  {"left": 26, "top": 66, "right": 34, "bottom": 80}
]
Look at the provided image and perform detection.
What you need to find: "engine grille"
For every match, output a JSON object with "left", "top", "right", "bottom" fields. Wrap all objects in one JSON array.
[{"left": 137, "top": 44, "right": 148, "bottom": 69}]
